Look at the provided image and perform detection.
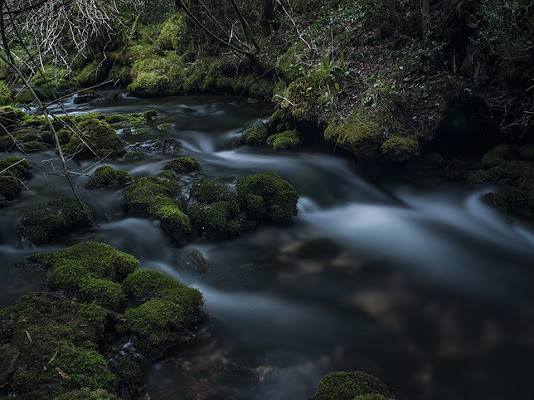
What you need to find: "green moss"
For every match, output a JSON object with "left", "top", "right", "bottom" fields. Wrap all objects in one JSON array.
[
  {"left": 0, "top": 156, "right": 31, "bottom": 179},
  {"left": 122, "top": 269, "right": 183, "bottom": 299},
  {"left": 122, "top": 176, "right": 191, "bottom": 246},
  {"left": 0, "top": 293, "right": 112, "bottom": 398},
  {"left": 29, "top": 66, "right": 72, "bottom": 90},
  {"left": 118, "top": 279, "right": 203, "bottom": 355},
  {"left": 165, "top": 156, "right": 200, "bottom": 174},
  {"left": 0, "top": 106, "right": 30, "bottom": 125},
  {"left": 480, "top": 144, "right": 511, "bottom": 168},
  {"left": 123, "top": 151, "right": 146, "bottom": 161},
  {"left": 237, "top": 124, "right": 269, "bottom": 146},
  {"left": 190, "top": 178, "right": 236, "bottom": 204},
  {"left": 14, "top": 89, "right": 34, "bottom": 104},
  {"left": 353, "top": 395, "right": 390, "bottom": 400},
  {"left": 180, "top": 248, "right": 209, "bottom": 273},
  {"left": 62, "top": 119, "right": 125, "bottom": 160},
  {"left": 518, "top": 144, "right": 534, "bottom": 162},
  {"left": 76, "top": 60, "right": 109, "bottom": 87},
  {"left": 0, "top": 176, "right": 23, "bottom": 201},
  {"left": 35, "top": 241, "right": 139, "bottom": 282},
  {"left": 188, "top": 201, "right": 244, "bottom": 239},
  {"left": 236, "top": 172, "right": 299, "bottom": 224},
  {"left": 380, "top": 136, "right": 419, "bottom": 162},
  {"left": 20, "top": 198, "right": 93, "bottom": 245},
  {"left": 0, "top": 80, "right": 13, "bottom": 105},
  {"left": 268, "top": 129, "right": 301, "bottom": 150},
  {"left": 54, "top": 389, "right": 120, "bottom": 400},
  {"left": 157, "top": 13, "right": 186, "bottom": 51},
  {"left": 141, "top": 110, "right": 158, "bottom": 121},
  {"left": 267, "top": 110, "right": 292, "bottom": 134},
  {"left": 87, "top": 166, "right": 133, "bottom": 189},
  {"left": 311, "top": 371, "right": 395, "bottom": 400},
  {"left": 324, "top": 110, "right": 384, "bottom": 159},
  {"left": 77, "top": 278, "right": 126, "bottom": 309}
]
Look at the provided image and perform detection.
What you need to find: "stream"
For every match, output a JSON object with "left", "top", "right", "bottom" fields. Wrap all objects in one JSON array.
[{"left": 2, "top": 94, "right": 534, "bottom": 400}]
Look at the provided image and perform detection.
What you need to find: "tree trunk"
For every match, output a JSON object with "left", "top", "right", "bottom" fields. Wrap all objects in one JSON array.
[{"left": 420, "top": 0, "right": 430, "bottom": 34}]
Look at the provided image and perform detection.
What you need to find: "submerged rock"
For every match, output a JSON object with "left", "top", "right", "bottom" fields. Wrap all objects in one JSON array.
[{"left": 20, "top": 198, "right": 93, "bottom": 245}]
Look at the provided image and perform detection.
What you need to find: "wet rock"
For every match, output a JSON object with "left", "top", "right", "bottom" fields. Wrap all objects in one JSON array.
[
  {"left": 165, "top": 156, "right": 200, "bottom": 174},
  {"left": 86, "top": 166, "right": 133, "bottom": 189},
  {"left": 20, "top": 198, "right": 93, "bottom": 245}
]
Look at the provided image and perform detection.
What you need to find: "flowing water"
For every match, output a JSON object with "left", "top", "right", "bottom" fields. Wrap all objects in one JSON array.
[{"left": 2, "top": 94, "right": 534, "bottom": 400}]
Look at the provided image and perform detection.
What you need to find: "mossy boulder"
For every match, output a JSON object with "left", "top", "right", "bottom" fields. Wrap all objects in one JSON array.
[
  {"left": 267, "top": 129, "right": 301, "bottom": 150},
  {"left": 380, "top": 136, "right": 419, "bottom": 162},
  {"left": 73, "top": 90, "right": 101, "bottom": 104},
  {"left": 0, "top": 157, "right": 30, "bottom": 202},
  {"left": 324, "top": 110, "right": 384, "bottom": 160},
  {"left": 267, "top": 110, "right": 292, "bottom": 134},
  {"left": 353, "top": 395, "right": 390, "bottom": 400},
  {"left": 0, "top": 293, "right": 113, "bottom": 399},
  {"left": 236, "top": 172, "right": 298, "bottom": 224},
  {"left": 87, "top": 166, "right": 133, "bottom": 189},
  {"left": 0, "top": 129, "right": 49, "bottom": 152},
  {"left": 165, "top": 156, "right": 200, "bottom": 174},
  {"left": 14, "top": 89, "right": 35, "bottom": 104},
  {"left": 122, "top": 174, "right": 191, "bottom": 246},
  {"left": 157, "top": 13, "right": 186, "bottom": 51},
  {"left": 62, "top": 119, "right": 125, "bottom": 160},
  {"left": 480, "top": 144, "right": 511, "bottom": 168},
  {"left": 187, "top": 178, "right": 244, "bottom": 239},
  {"left": 31, "top": 242, "right": 138, "bottom": 308},
  {"left": 0, "top": 80, "right": 13, "bottom": 105},
  {"left": 20, "top": 198, "right": 93, "bottom": 245},
  {"left": 180, "top": 248, "right": 209, "bottom": 273},
  {"left": 0, "top": 106, "right": 30, "bottom": 126},
  {"left": 311, "top": 371, "right": 395, "bottom": 400},
  {"left": 118, "top": 270, "right": 204, "bottom": 356},
  {"left": 237, "top": 124, "right": 269, "bottom": 146}
]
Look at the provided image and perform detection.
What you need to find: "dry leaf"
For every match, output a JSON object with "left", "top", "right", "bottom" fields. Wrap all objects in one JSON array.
[
  {"left": 25, "top": 330, "right": 32, "bottom": 343},
  {"left": 55, "top": 367, "right": 71, "bottom": 379},
  {"left": 43, "top": 351, "right": 58, "bottom": 371}
]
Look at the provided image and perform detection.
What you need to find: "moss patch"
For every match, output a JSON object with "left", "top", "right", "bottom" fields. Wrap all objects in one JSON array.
[
  {"left": 380, "top": 136, "right": 419, "bottom": 163},
  {"left": 62, "top": 119, "right": 125, "bottom": 160},
  {"left": 87, "top": 166, "right": 133, "bottom": 189},
  {"left": 20, "top": 198, "right": 93, "bottom": 245},
  {"left": 268, "top": 129, "right": 301, "bottom": 150},
  {"left": 165, "top": 156, "right": 200, "bottom": 174},
  {"left": 311, "top": 371, "right": 395, "bottom": 400},
  {"left": 122, "top": 174, "right": 191, "bottom": 246},
  {"left": 236, "top": 172, "right": 298, "bottom": 224},
  {"left": 324, "top": 110, "right": 384, "bottom": 160},
  {"left": 236, "top": 124, "right": 269, "bottom": 146}
]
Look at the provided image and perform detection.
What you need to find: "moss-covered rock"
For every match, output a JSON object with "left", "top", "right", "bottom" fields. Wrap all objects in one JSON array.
[
  {"left": 165, "top": 156, "right": 200, "bottom": 174},
  {"left": 0, "top": 106, "right": 30, "bottom": 126},
  {"left": 353, "top": 394, "right": 390, "bottom": 400},
  {"left": 20, "top": 198, "right": 93, "bottom": 245},
  {"left": 267, "top": 110, "right": 292, "bottom": 134},
  {"left": 0, "top": 156, "right": 29, "bottom": 202},
  {"left": 180, "top": 248, "right": 209, "bottom": 273},
  {"left": 54, "top": 389, "right": 121, "bottom": 400},
  {"left": 122, "top": 174, "right": 191, "bottom": 246},
  {"left": 267, "top": 129, "right": 301, "bottom": 150},
  {"left": 311, "top": 371, "right": 395, "bottom": 400},
  {"left": 237, "top": 124, "right": 269, "bottom": 146},
  {"left": 0, "top": 293, "right": 113, "bottom": 399},
  {"left": 236, "top": 172, "right": 298, "bottom": 224},
  {"left": 30, "top": 242, "right": 138, "bottom": 307},
  {"left": 73, "top": 90, "right": 101, "bottom": 104},
  {"left": 480, "top": 144, "right": 511, "bottom": 168},
  {"left": 0, "top": 80, "right": 13, "bottom": 105},
  {"left": 62, "top": 119, "right": 125, "bottom": 160},
  {"left": 118, "top": 270, "right": 204, "bottom": 356},
  {"left": 380, "top": 136, "right": 419, "bottom": 162},
  {"left": 187, "top": 178, "right": 244, "bottom": 239},
  {"left": 157, "top": 13, "right": 187, "bottom": 51},
  {"left": 14, "top": 89, "right": 35, "bottom": 104},
  {"left": 324, "top": 110, "right": 384, "bottom": 160},
  {"left": 87, "top": 166, "right": 133, "bottom": 189}
]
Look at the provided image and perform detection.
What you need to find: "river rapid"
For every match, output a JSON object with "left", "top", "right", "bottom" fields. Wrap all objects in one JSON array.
[{"left": 1, "top": 94, "right": 534, "bottom": 400}]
